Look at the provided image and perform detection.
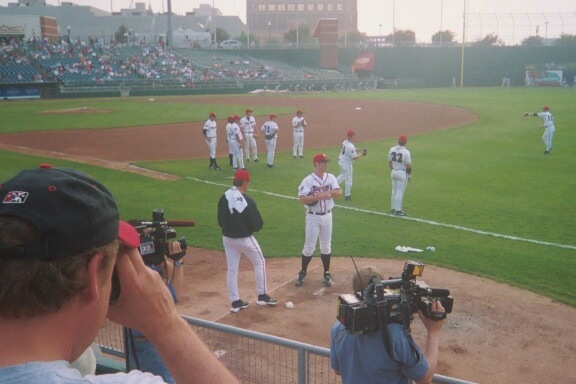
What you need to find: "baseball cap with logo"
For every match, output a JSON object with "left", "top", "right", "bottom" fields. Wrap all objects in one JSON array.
[
  {"left": 0, "top": 164, "right": 139, "bottom": 260},
  {"left": 543, "top": 106, "right": 550, "bottom": 111},
  {"left": 313, "top": 153, "right": 330, "bottom": 164},
  {"left": 347, "top": 130, "right": 356, "bottom": 137},
  {"left": 269, "top": 114, "right": 277, "bottom": 119},
  {"left": 245, "top": 109, "right": 253, "bottom": 114},
  {"left": 234, "top": 169, "right": 251, "bottom": 182},
  {"left": 296, "top": 110, "right": 303, "bottom": 115},
  {"left": 209, "top": 112, "right": 217, "bottom": 117},
  {"left": 233, "top": 115, "right": 240, "bottom": 121},
  {"left": 399, "top": 135, "right": 408, "bottom": 144}
]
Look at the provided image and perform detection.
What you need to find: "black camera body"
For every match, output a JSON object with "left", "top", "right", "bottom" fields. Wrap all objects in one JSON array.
[
  {"left": 129, "top": 209, "right": 191, "bottom": 266},
  {"left": 337, "top": 261, "right": 453, "bottom": 335}
]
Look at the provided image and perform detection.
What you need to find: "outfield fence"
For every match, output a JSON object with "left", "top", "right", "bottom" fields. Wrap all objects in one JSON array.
[{"left": 96, "top": 316, "right": 476, "bottom": 384}]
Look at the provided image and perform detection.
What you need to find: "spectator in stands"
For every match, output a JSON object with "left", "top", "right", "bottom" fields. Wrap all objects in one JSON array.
[
  {"left": 0, "top": 165, "right": 239, "bottom": 384},
  {"left": 330, "top": 265, "right": 446, "bottom": 384}
]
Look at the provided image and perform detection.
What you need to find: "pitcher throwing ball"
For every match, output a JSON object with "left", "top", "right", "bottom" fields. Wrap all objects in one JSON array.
[{"left": 295, "top": 153, "right": 342, "bottom": 287}]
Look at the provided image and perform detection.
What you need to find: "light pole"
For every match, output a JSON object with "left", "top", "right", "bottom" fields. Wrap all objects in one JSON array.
[
  {"left": 268, "top": 21, "right": 271, "bottom": 44},
  {"left": 379, "top": 23, "right": 382, "bottom": 46},
  {"left": 67, "top": 25, "right": 71, "bottom": 43}
]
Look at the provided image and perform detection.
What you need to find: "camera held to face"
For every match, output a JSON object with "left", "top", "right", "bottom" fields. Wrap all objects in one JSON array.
[{"left": 337, "top": 261, "right": 454, "bottom": 335}]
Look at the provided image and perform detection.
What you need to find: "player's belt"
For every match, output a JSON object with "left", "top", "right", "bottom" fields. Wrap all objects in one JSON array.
[
  {"left": 294, "top": 130, "right": 303, "bottom": 133},
  {"left": 308, "top": 210, "right": 331, "bottom": 215}
]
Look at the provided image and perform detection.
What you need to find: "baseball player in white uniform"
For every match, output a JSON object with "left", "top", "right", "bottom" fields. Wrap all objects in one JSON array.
[
  {"left": 217, "top": 169, "right": 277, "bottom": 312},
  {"left": 388, "top": 135, "right": 412, "bottom": 216},
  {"left": 295, "top": 153, "right": 342, "bottom": 287},
  {"left": 240, "top": 108, "right": 259, "bottom": 163},
  {"left": 292, "top": 110, "right": 307, "bottom": 159},
  {"left": 336, "top": 130, "right": 366, "bottom": 201},
  {"left": 225, "top": 116, "right": 234, "bottom": 167},
  {"left": 228, "top": 115, "right": 245, "bottom": 170},
  {"left": 260, "top": 114, "right": 279, "bottom": 168},
  {"left": 203, "top": 112, "right": 222, "bottom": 170},
  {"left": 524, "top": 106, "right": 556, "bottom": 154}
]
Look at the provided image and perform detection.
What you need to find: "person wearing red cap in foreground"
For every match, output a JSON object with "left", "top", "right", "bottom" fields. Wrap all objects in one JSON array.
[
  {"left": 388, "top": 135, "right": 412, "bottom": 217},
  {"left": 203, "top": 111, "right": 222, "bottom": 170},
  {"left": 336, "top": 130, "right": 367, "bottom": 201},
  {"left": 295, "top": 153, "right": 342, "bottom": 287},
  {"left": 218, "top": 169, "right": 277, "bottom": 312},
  {"left": 260, "top": 114, "right": 279, "bottom": 168},
  {"left": 523, "top": 106, "right": 556, "bottom": 154},
  {"left": 240, "top": 108, "right": 259, "bottom": 163},
  {"left": 292, "top": 110, "right": 307, "bottom": 159},
  {"left": 0, "top": 165, "right": 239, "bottom": 384}
]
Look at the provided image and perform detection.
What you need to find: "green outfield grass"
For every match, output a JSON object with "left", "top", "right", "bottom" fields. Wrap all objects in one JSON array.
[{"left": 1, "top": 87, "right": 575, "bottom": 307}]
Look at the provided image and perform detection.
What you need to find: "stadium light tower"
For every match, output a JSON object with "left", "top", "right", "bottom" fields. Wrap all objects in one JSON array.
[
  {"left": 268, "top": 20, "right": 271, "bottom": 43},
  {"left": 392, "top": 0, "right": 396, "bottom": 47}
]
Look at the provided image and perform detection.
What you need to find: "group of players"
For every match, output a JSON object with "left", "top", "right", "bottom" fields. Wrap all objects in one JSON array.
[{"left": 202, "top": 109, "right": 308, "bottom": 171}]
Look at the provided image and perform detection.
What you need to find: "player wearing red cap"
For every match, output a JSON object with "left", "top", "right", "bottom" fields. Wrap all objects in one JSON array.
[
  {"left": 240, "top": 109, "right": 259, "bottom": 163},
  {"left": 295, "top": 153, "right": 342, "bottom": 287},
  {"left": 388, "top": 135, "right": 412, "bottom": 216},
  {"left": 260, "top": 114, "right": 279, "bottom": 168},
  {"left": 336, "top": 130, "right": 366, "bottom": 201},
  {"left": 203, "top": 112, "right": 222, "bottom": 170},
  {"left": 228, "top": 116, "right": 245, "bottom": 170},
  {"left": 292, "top": 110, "right": 307, "bottom": 159},
  {"left": 523, "top": 106, "right": 556, "bottom": 154},
  {"left": 217, "top": 169, "right": 277, "bottom": 312}
]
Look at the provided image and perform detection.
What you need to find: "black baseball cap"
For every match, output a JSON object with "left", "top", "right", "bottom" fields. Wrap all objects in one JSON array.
[{"left": 0, "top": 164, "right": 139, "bottom": 260}]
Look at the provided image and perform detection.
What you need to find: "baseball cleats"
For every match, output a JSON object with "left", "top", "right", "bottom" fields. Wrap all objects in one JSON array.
[
  {"left": 299, "top": 156, "right": 304, "bottom": 159},
  {"left": 323, "top": 272, "right": 333, "bottom": 287},
  {"left": 256, "top": 294, "right": 277, "bottom": 306},
  {"left": 230, "top": 299, "right": 249, "bottom": 313},
  {"left": 544, "top": 150, "right": 550, "bottom": 155},
  {"left": 267, "top": 164, "right": 275, "bottom": 168},
  {"left": 295, "top": 270, "right": 307, "bottom": 287},
  {"left": 394, "top": 211, "right": 407, "bottom": 217},
  {"left": 345, "top": 195, "right": 351, "bottom": 201},
  {"left": 253, "top": 159, "right": 259, "bottom": 162}
]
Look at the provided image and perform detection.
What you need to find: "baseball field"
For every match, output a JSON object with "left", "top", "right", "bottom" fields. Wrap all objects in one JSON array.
[{"left": 1, "top": 87, "right": 575, "bottom": 382}]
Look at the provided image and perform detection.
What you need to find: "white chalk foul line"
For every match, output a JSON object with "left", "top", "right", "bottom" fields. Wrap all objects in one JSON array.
[{"left": 186, "top": 176, "right": 576, "bottom": 251}]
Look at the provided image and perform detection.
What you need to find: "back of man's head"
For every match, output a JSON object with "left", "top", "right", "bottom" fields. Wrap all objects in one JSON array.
[
  {"left": 352, "top": 266, "right": 384, "bottom": 293},
  {"left": 0, "top": 165, "right": 134, "bottom": 319}
]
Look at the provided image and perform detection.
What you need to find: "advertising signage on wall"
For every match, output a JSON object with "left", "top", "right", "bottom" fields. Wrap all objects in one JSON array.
[
  {"left": 0, "top": 25, "right": 25, "bottom": 36},
  {"left": 525, "top": 70, "right": 563, "bottom": 86},
  {"left": 0, "top": 86, "right": 40, "bottom": 99}
]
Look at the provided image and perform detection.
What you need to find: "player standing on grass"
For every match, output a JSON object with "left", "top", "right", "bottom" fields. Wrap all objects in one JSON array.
[
  {"left": 524, "top": 106, "right": 556, "bottom": 155},
  {"left": 336, "top": 130, "right": 366, "bottom": 201},
  {"left": 292, "top": 110, "right": 307, "bottom": 159},
  {"left": 225, "top": 116, "right": 234, "bottom": 167},
  {"left": 388, "top": 135, "right": 412, "bottom": 217},
  {"left": 261, "top": 114, "right": 279, "bottom": 168},
  {"left": 228, "top": 115, "right": 245, "bottom": 170},
  {"left": 203, "top": 112, "right": 222, "bottom": 170},
  {"left": 295, "top": 153, "right": 342, "bottom": 287},
  {"left": 241, "top": 109, "right": 259, "bottom": 163}
]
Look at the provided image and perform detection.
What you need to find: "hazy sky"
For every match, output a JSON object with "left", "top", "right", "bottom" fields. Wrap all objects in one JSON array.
[{"left": 2, "top": 0, "right": 575, "bottom": 44}]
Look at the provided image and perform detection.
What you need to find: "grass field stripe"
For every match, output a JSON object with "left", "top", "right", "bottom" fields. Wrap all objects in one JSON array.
[{"left": 186, "top": 177, "right": 576, "bottom": 251}]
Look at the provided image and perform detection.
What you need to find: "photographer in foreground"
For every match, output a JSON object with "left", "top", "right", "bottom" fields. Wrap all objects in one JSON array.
[
  {"left": 0, "top": 165, "right": 238, "bottom": 384},
  {"left": 330, "top": 266, "right": 446, "bottom": 384}
]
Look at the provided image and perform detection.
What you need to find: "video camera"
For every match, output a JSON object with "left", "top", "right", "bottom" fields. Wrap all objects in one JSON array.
[
  {"left": 109, "top": 208, "right": 195, "bottom": 303},
  {"left": 128, "top": 208, "right": 195, "bottom": 266},
  {"left": 337, "top": 260, "right": 453, "bottom": 336}
]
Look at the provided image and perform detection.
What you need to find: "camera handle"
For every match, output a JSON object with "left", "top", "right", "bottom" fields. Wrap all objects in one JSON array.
[{"left": 374, "top": 280, "right": 401, "bottom": 363}]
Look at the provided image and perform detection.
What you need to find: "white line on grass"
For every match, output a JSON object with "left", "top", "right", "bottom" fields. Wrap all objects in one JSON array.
[{"left": 187, "top": 176, "right": 576, "bottom": 251}]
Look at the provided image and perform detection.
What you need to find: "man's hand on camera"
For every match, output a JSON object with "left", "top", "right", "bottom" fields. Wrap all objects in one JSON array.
[
  {"left": 418, "top": 299, "right": 446, "bottom": 333},
  {"left": 107, "top": 247, "right": 180, "bottom": 337}
]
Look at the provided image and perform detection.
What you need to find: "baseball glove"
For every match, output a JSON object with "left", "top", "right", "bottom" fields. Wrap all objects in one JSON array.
[
  {"left": 523, "top": 112, "right": 530, "bottom": 117},
  {"left": 306, "top": 191, "right": 318, "bottom": 207},
  {"left": 362, "top": 148, "right": 368, "bottom": 156}
]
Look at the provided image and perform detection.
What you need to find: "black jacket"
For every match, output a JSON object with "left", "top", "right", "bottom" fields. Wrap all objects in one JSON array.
[{"left": 217, "top": 191, "right": 263, "bottom": 238}]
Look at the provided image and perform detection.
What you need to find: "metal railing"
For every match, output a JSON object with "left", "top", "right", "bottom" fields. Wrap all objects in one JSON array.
[{"left": 97, "top": 316, "right": 477, "bottom": 384}]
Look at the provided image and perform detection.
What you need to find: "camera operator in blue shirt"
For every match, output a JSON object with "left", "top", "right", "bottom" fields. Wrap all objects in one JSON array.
[{"left": 330, "top": 266, "right": 446, "bottom": 384}]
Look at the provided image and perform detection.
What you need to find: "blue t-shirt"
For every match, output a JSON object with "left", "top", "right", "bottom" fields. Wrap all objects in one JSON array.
[
  {"left": 0, "top": 360, "right": 165, "bottom": 384},
  {"left": 330, "top": 321, "right": 428, "bottom": 384}
]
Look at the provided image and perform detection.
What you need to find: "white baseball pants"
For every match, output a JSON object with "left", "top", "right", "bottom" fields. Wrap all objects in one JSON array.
[
  {"left": 230, "top": 141, "right": 244, "bottom": 169},
  {"left": 293, "top": 132, "right": 304, "bottom": 157},
  {"left": 265, "top": 138, "right": 276, "bottom": 165},
  {"left": 390, "top": 169, "right": 408, "bottom": 212},
  {"left": 336, "top": 161, "right": 353, "bottom": 197},
  {"left": 205, "top": 137, "right": 217, "bottom": 158},
  {"left": 542, "top": 126, "right": 555, "bottom": 151},
  {"left": 302, "top": 212, "right": 333, "bottom": 257},
  {"left": 244, "top": 133, "right": 258, "bottom": 161},
  {"left": 223, "top": 235, "right": 268, "bottom": 302}
]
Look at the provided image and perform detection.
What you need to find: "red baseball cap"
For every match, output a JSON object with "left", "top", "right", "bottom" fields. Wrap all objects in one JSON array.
[
  {"left": 313, "top": 153, "right": 330, "bottom": 164},
  {"left": 246, "top": 108, "right": 253, "bottom": 114},
  {"left": 269, "top": 114, "right": 277, "bottom": 119},
  {"left": 234, "top": 169, "right": 251, "bottom": 181},
  {"left": 543, "top": 106, "right": 550, "bottom": 111},
  {"left": 296, "top": 110, "right": 303, "bottom": 115},
  {"left": 233, "top": 115, "right": 240, "bottom": 121},
  {"left": 399, "top": 135, "right": 408, "bottom": 144},
  {"left": 347, "top": 130, "right": 356, "bottom": 137},
  {"left": 209, "top": 112, "right": 216, "bottom": 117}
]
